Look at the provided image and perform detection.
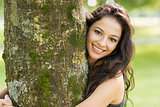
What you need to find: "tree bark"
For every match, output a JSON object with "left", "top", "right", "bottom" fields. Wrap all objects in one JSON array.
[{"left": 3, "top": 0, "right": 87, "bottom": 106}]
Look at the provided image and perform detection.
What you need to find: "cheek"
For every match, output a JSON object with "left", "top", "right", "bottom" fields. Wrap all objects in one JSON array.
[
  {"left": 86, "top": 35, "right": 93, "bottom": 47},
  {"left": 108, "top": 43, "right": 118, "bottom": 52},
  {"left": 87, "top": 33, "right": 99, "bottom": 43}
]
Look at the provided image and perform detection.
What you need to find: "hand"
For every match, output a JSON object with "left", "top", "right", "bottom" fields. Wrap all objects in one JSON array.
[{"left": 0, "top": 94, "right": 13, "bottom": 107}]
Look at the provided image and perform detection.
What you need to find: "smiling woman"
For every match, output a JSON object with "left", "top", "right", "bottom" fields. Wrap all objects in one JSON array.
[
  {"left": 87, "top": 16, "right": 122, "bottom": 63},
  {"left": 76, "top": 4, "right": 135, "bottom": 107}
]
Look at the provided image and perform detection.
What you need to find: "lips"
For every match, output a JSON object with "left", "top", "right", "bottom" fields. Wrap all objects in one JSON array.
[{"left": 92, "top": 44, "right": 105, "bottom": 54}]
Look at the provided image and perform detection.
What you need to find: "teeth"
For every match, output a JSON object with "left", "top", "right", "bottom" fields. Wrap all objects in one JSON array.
[{"left": 93, "top": 45, "right": 104, "bottom": 52}]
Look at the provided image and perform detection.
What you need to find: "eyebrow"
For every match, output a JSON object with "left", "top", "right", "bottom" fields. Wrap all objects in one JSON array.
[
  {"left": 111, "top": 34, "right": 120, "bottom": 39},
  {"left": 95, "top": 27, "right": 120, "bottom": 39},
  {"left": 95, "top": 27, "right": 104, "bottom": 32}
]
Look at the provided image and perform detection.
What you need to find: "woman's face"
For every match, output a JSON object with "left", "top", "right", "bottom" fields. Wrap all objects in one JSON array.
[{"left": 87, "top": 16, "right": 122, "bottom": 63}]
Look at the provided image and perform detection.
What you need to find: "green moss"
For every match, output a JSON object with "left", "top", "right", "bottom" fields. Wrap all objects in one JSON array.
[
  {"left": 48, "top": 38, "right": 52, "bottom": 43},
  {"left": 68, "top": 21, "right": 85, "bottom": 50},
  {"left": 67, "top": 76, "right": 82, "bottom": 106},
  {"left": 30, "top": 70, "right": 38, "bottom": 75},
  {"left": 10, "top": 0, "right": 19, "bottom": 26},
  {"left": 61, "top": 23, "right": 65, "bottom": 28},
  {"left": 43, "top": 24, "right": 51, "bottom": 30},
  {"left": 30, "top": 70, "right": 34, "bottom": 74},
  {"left": 41, "top": 4, "right": 50, "bottom": 14},
  {"left": 80, "top": 74, "right": 87, "bottom": 90},
  {"left": 41, "top": 50, "right": 52, "bottom": 60},
  {"left": 29, "top": 52, "right": 39, "bottom": 64},
  {"left": 46, "top": 53, "right": 52, "bottom": 59},
  {"left": 33, "top": 70, "right": 52, "bottom": 106},
  {"left": 42, "top": 31, "right": 49, "bottom": 39},
  {"left": 66, "top": 5, "right": 77, "bottom": 22},
  {"left": 57, "top": 49, "right": 66, "bottom": 59},
  {"left": 43, "top": 102, "right": 48, "bottom": 107},
  {"left": 37, "top": 70, "right": 51, "bottom": 97},
  {"left": 68, "top": 31, "right": 84, "bottom": 50},
  {"left": 14, "top": 71, "right": 21, "bottom": 79}
]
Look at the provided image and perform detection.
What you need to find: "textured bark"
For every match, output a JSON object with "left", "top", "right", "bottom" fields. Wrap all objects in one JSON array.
[{"left": 3, "top": 0, "right": 87, "bottom": 106}]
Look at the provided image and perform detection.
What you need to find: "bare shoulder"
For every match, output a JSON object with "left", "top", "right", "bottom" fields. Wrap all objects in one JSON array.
[
  {"left": 99, "top": 74, "right": 124, "bottom": 93},
  {"left": 100, "top": 74, "right": 125, "bottom": 104},
  {"left": 76, "top": 74, "right": 124, "bottom": 107},
  {"left": 93, "top": 74, "right": 125, "bottom": 105},
  {"left": 101, "top": 74, "right": 124, "bottom": 88}
]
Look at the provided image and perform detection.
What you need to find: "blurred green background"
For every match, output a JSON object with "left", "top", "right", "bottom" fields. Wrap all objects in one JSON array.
[{"left": 0, "top": 0, "right": 160, "bottom": 106}]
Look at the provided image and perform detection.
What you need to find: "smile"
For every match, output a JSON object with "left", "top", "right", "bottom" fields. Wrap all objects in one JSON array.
[{"left": 92, "top": 44, "right": 105, "bottom": 54}]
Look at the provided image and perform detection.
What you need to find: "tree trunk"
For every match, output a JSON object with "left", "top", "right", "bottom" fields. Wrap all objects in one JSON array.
[{"left": 3, "top": 0, "right": 87, "bottom": 106}]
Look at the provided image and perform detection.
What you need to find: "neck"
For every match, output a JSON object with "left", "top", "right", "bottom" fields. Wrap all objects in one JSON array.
[
  {"left": 88, "top": 57, "right": 96, "bottom": 66},
  {"left": 88, "top": 57, "right": 104, "bottom": 71}
]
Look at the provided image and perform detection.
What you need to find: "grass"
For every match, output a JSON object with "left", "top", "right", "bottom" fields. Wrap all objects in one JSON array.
[
  {"left": 128, "top": 44, "right": 160, "bottom": 107},
  {"left": 0, "top": 28, "right": 5, "bottom": 90},
  {"left": 0, "top": 29, "right": 4, "bottom": 46},
  {"left": 133, "top": 25, "right": 160, "bottom": 37},
  {"left": 0, "top": 58, "right": 6, "bottom": 90}
]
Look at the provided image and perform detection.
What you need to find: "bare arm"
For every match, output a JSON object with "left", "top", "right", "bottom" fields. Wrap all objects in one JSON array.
[
  {"left": 76, "top": 75, "right": 124, "bottom": 107},
  {"left": 0, "top": 86, "right": 13, "bottom": 106},
  {"left": 0, "top": 86, "right": 8, "bottom": 99}
]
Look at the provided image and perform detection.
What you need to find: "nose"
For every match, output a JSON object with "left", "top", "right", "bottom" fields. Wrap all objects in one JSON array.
[{"left": 97, "top": 36, "right": 108, "bottom": 47}]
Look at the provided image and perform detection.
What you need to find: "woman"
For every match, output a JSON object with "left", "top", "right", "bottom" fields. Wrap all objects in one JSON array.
[
  {"left": 0, "top": 4, "right": 134, "bottom": 107},
  {"left": 76, "top": 4, "right": 134, "bottom": 107}
]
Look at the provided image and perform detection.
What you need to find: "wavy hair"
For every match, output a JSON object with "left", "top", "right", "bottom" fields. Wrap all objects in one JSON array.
[{"left": 84, "top": 4, "right": 135, "bottom": 106}]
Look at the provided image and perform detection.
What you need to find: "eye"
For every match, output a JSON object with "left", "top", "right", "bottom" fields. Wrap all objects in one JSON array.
[
  {"left": 110, "top": 38, "right": 117, "bottom": 42},
  {"left": 94, "top": 30, "right": 102, "bottom": 35}
]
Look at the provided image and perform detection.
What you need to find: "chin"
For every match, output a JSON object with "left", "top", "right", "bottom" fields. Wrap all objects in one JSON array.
[{"left": 90, "top": 54, "right": 103, "bottom": 61}]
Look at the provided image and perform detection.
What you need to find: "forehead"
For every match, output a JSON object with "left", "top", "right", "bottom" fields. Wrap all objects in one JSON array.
[{"left": 91, "top": 16, "right": 122, "bottom": 37}]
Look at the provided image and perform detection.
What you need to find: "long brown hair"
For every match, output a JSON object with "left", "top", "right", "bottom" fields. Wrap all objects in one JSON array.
[{"left": 84, "top": 4, "right": 135, "bottom": 106}]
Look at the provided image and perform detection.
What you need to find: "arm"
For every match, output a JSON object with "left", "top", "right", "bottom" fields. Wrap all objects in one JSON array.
[
  {"left": 76, "top": 75, "right": 124, "bottom": 107},
  {"left": 0, "top": 86, "right": 8, "bottom": 99},
  {"left": 0, "top": 86, "right": 13, "bottom": 106}
]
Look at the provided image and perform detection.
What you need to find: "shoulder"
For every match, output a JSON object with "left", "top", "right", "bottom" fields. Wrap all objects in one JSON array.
[
  {"left": 97, "top": 74, "right": 124, "bottom": 103},
  {"left": 76, "top": 74, "right": 124, "bottom": 107},
  {"left": 101, "top": 74, "right": 124, "bottom": 90},
  {"left": 101, "top": 74, "right": 125, "bottom": 104}
]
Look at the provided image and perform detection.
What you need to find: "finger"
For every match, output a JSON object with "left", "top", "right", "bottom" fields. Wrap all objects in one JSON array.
[
  {"left": 4, "top": 95, "right": 12, "bottom": 105},
  {"left": 0, "top": 99, "right": 5, "bottom": 105},
  {"left": 0, "top": 100, "right": 11, "bottom": 107},
  {"left": 3, "top": 106, "right": 14, "bottom": 107}
]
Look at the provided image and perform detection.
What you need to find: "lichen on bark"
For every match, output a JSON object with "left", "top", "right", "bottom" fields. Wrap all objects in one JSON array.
[
  {"left": 8, "top": 80, "right": 28, "bottom": 103},
  {"left": 4, "top": 0, "right": 87, "bottom": 106},
  {"left": 10, "top": 0, "right": 19, "bottom": 26}
]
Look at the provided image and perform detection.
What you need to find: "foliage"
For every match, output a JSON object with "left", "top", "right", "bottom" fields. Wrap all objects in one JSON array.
[
  {"left": 128, "top": 44, "right": 160, "bottom": 107},
  {"left": 134, "top": 25, "right": 160, "bottom": 37},
  {"left": 0, "top": 0, "right": 3, "bottom": 15},
  {"left": 0, "top": 59, "right": 6, "bottom": 90},
  {"left": 116, "top": 0, "right": 160, "bottom": 10},
  {"left": 0, "top": 29, "right": 4, "bottom": 46},
  {"left": 86, "top": 0, "right": 160, "bottom": 11}
]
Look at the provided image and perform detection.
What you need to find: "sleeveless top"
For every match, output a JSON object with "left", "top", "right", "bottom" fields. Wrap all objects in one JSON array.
[{"left": 107, "top": 94, "right": 125, "bottom": 107}]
